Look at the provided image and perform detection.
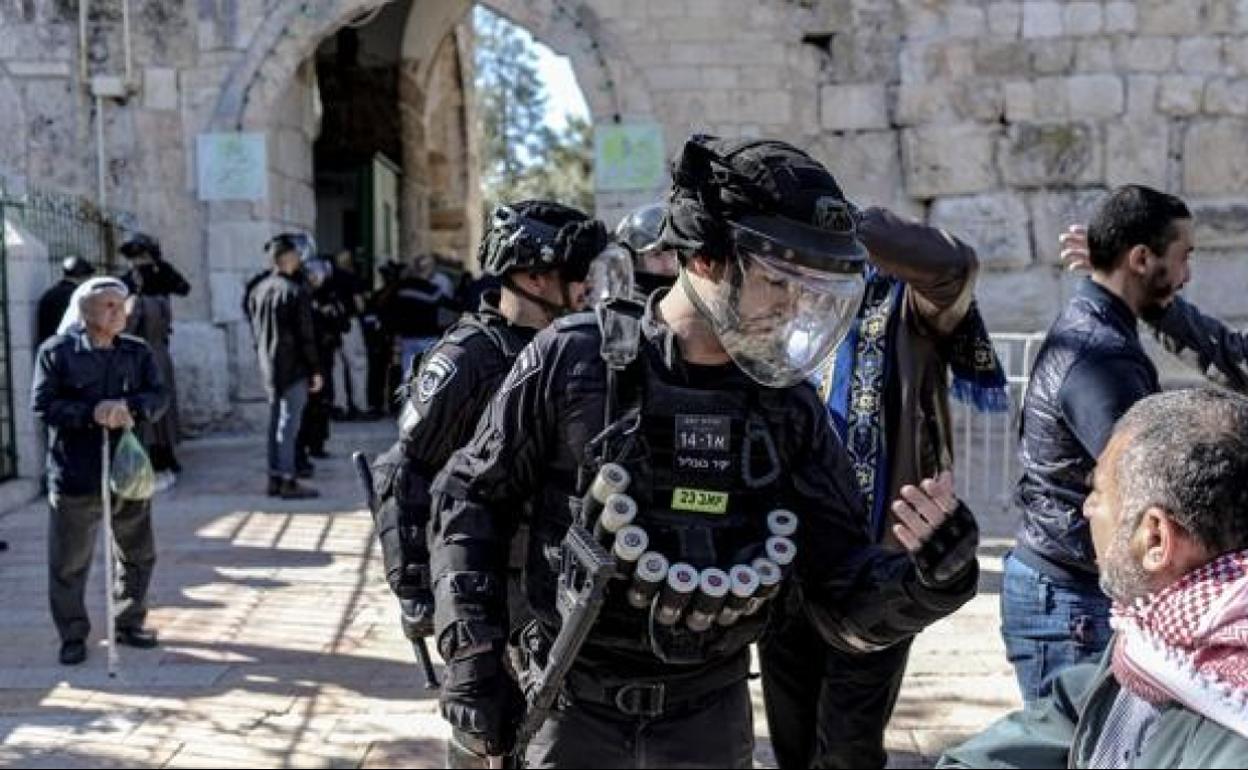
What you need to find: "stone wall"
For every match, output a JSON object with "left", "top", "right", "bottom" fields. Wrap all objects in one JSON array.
[{"left": 1, "top": 0, "right": 1247, "bottom": 451}]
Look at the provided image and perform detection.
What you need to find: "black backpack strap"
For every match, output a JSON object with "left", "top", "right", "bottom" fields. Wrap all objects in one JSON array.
[{"left": 595, "top": 299, "right": 646, "bottom": 423}]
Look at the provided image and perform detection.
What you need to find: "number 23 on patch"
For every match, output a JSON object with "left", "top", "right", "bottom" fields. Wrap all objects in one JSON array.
[{"left": 671, "top": 487, "right": 729, "bottom": 515}]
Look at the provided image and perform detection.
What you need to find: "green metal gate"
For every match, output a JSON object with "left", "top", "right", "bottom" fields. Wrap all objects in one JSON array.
[{"left": 0, "top": 181, "right": 134, "bottom": 481}]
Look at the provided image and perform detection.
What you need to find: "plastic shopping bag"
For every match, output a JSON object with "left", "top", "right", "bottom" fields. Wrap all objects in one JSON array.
[{"left": 110, "top": 429, "right": 156, "bottom": 500}]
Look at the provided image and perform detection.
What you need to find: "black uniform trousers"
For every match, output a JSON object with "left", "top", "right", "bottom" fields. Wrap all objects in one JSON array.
[
  {"left": 760, "top": 608, "right": 913, "bottom": 769},
  {"left": 48, "top": 492, "right": 156, "bottom": 643}
]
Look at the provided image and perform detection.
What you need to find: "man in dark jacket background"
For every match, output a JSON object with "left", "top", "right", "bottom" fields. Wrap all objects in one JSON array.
[
  {"left": 1005, "top": 185, "right": 1193, "bottom": 704},
  {"left": 246, "top": 234, "right": 323, "bottom": 500},
  {"left": 32, "top": 276, "right": 168, "bottom": 666},
  {"left": 36, "top": 256, "right": 96, "bottom": 348}
]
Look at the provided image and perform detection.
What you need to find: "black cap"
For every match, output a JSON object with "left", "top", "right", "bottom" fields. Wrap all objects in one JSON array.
[
  {"left": 61, "top": 256, "right": 96, "bottom": 278},
  {"left": 120, "top": 232, "right": 161, "bottom": 260},
  {"left": 661, "top": 135, "right": 866, "bottom": 271}
]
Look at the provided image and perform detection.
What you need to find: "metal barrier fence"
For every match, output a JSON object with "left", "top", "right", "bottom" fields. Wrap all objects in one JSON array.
[
  {"left": 0, "top": 181, "right": 134, "bottom": 482},
  {"left": 951, "top": 333, "right": 1046, "bottom": 515}
]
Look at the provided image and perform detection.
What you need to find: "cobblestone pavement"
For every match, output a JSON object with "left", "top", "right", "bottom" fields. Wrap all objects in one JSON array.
[{"left": 0, "top": 421, "right": 1021, "bottom": 768}]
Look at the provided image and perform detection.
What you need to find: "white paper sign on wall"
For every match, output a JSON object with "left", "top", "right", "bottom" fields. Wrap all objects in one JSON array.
[{"left": 197, "top": 133, "right": 268, "bottom": 201}]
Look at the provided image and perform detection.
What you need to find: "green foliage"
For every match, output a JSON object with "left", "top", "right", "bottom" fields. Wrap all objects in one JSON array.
[{"left": 474, "top": 7, "right": 594, "bottom": 218}]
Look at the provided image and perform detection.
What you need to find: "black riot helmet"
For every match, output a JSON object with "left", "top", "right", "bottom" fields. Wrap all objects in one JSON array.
[
  {"left": 615, "top": 202, "right": 676, "bottom": 296},
  {"left": 120, "top": 232, "right": 162, "bottom": 261},
  {"left": 61, "top": 256, "right": 96, "bottom": 279},
  {"left": 265, "top": 232, "right": 316, "bottom": 264},
  {"left": 656, "top": 135, "right": 868, "bottom": 388},
  {"left": 479, "top": 200, "right": 609, "bottom": 284},
  {"left": 615, "top": 203, "right": 665, "bottom": 256}
]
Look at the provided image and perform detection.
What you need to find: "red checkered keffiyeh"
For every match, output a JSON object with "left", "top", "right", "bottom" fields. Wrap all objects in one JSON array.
[{"left": 1110, "top": 548, "right": 1248, "bottom": 738}]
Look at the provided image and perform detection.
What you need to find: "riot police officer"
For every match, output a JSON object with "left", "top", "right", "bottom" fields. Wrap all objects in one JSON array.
[
  {"left": 369, "top": 201, "right": 609, "bottom": 648},
  {"left": 428, "top": 136, "right": 981, "bottom": 768},
  {"left": 614, "top": 202, "right": 678, "bottom": 298}
]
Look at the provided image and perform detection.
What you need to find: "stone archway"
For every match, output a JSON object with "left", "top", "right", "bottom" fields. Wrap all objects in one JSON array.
[{"left": 203, "top": 0, "right": 656, "bottom": 288}]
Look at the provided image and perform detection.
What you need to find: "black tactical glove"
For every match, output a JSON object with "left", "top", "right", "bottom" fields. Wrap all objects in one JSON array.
[
  {"left": 912, "top": 501, "right": 979, "bottom": 587},
  {"left": 439, "top": 649, "right": 524, "bottom": 758}
]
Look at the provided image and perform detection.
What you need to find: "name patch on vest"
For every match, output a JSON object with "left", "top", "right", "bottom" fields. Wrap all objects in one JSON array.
[
  {"left": 671, "top": 487, "right": 730, "bottom": 514},
  {"left": 674, "top": 414, "right": 733, "bottom": 471}
]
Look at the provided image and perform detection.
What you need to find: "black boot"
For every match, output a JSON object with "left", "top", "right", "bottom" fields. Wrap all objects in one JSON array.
[
  {"left": 279, "top": 478, "right": 320, "bottom": 500},
  {"left": 267, "top": 475, "right": 282, "bottom": 497}
]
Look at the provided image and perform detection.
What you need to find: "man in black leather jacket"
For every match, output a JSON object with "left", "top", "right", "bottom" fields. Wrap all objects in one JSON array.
[
  {"left": 427, "top": 136, "right": 980, "bottom": 768},
  {"left": 1005, "top": 185, "right": 1193, "bottom": 705}
]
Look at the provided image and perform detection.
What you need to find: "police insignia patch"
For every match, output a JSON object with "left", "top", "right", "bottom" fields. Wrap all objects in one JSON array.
[
  {"left": 501, "top": 342, "right": 542, "bottom": 394},
  {"left": 417, "top": 352, "right": 457, "bottom": 403}
]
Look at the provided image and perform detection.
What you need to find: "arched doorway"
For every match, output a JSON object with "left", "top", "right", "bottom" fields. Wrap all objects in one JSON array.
[{"left": 202, "top": 0, "right": 656, "bottom": 405}]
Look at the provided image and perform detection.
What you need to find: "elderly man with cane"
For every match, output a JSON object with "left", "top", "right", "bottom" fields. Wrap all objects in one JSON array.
[{"left": 32, "top": 277, "right": 167, "bottom": 666}]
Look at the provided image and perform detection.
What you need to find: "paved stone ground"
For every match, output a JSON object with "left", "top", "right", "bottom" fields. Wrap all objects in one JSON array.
[{"left": 0, "top": 420, "right": 1021, "bottom": 768}]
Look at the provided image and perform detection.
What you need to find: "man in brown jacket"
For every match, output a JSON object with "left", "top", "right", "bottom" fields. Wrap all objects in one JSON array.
[{"left": 761, "top": 206, "right": 1005, "bottom": 769}]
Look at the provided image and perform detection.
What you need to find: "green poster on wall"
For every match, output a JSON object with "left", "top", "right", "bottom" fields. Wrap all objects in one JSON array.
[{"left": 594, "top": 123, "right": 666, "bottom": 192}]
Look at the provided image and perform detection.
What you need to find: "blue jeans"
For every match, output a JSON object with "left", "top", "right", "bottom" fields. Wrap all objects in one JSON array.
[
  {"left": 268, "top": 379, "right": 309, "bottom": 479},
  {"left": 999, "top": 550, "right": 1112, "bottom": 706}
]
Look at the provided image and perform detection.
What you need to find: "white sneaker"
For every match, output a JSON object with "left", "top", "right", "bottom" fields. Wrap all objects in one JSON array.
[{"left": 153, "top": 471, "right": 177, "bottom": 493}]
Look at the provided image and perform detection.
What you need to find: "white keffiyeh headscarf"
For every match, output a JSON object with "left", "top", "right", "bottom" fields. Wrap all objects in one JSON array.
[{"left": 56, "top": 276, "right": 129, "bottom": 336}]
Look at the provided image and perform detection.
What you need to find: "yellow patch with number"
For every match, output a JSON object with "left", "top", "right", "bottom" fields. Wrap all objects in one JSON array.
[{"left": 671, "top": 487, "right": 729, "bottom": 515}]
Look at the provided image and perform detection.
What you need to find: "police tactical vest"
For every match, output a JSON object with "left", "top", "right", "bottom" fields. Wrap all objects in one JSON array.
[{"left": 529, "top": 302, "right": 788, "bottom": 665}]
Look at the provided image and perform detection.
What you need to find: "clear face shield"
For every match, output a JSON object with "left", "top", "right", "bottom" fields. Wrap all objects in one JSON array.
[
  {"left": 683, "top": 219, "right": 866, "bottom": 388},
  {"left": 583, "top": 244, "right": 635, "bottom": 306}
]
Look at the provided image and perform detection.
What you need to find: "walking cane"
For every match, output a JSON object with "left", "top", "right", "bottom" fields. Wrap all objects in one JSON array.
[{"left": 101, "top": 427, "right": 119, "bottom": 678}]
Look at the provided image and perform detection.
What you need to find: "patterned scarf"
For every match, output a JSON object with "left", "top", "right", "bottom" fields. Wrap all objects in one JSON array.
[
  {"left": 820, "top": 269, "right": 1007, "bottom": 539},
  {"left": 1110, "top": 548, "right": 1248, "bottom": 738}
]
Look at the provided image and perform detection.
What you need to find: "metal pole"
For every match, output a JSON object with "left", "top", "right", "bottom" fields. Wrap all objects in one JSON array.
[{"left": 101, "top": 428, "right": 118, "bottom": 677}]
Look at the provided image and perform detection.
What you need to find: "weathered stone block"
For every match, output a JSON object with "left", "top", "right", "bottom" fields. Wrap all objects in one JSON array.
[
  {"left": 1074, "top": 38, "right": 1114, "bottom": 72},
  {"left": 700, "top": 67, "right": 739, "bottom": 90},
  {"left": 1158, "top": 75, "right": 1207, "bottom": 116},
  {"left": 975, "top": 40, "right": 1030, "bottom": 77},
  {"left": 1021, "top": 2, "right": 1063, "bottom": 38},
  {"left": 1103, "top": 1, "right": 1138, "bottom": 32},
  {"left": 1064, "top": 2, "right": 1103, "bottom": 36},
  {"left": 1189, "top": 200, "right": 1248, "bottom": 248},
  {"left": 1176, "top": 249, "right": 1248, "bottom": 323},
  {"left": 1000, "top": 122, "right": 1101, "bottom": 187},
  {"left": 1066, "top": 74, "right": 1124, "bottom": 119},
  {"left": 1105, "top": 121, "right": 1169, "bottom": 189},
  {"left": 902, "top": 124, "right": 999, "bottom": 198},
  {"left": 142, "top": 67, "right": 179, "bottom": 111},
  {"left": 170, "top": 320, "right": 232, "bottom": 429},
  {"left": 808, "top": 130, "right": 916, "bottom": 215},
  {"left": 1138, "top": 0, "right": 1205, "bottom": 35},
  {"left": 646, "top": 66, "right": 702, "bottom": 91},
  {"left": 1176, "top": 37, "right": 1224, "bottom": 74},
  {"left": 986, "top": 2, "right": 1022, "bottom": 37},
  {"left": 820, "top": 83, "right": 889, "bottom": 131},
  {"left": 898, "top": 78, "right": 1003, "bottom": 125},
  {"left": 1225, "top": 35, "right": 1248, "bottom": 71},
  {"left": 1116, "top": 37, "right": 1176, "bottom": 72},
  {"left": 1030, "top": 39, "right": 1075, "bottom": 74},
  {"left": 975, "top": 266, "right": 1066, "bottom": 332},
  {"left": 930, "top": 193, "right": 1031, "bottom": 270},
  {"left": 1029, "top": 189, "right": 1108, "bottom": 266},
  {"left": 1204, "top": 78, "right": 1248, "bottom": 115},
  {"left": 1184, "top": 119, "right": 1248, "bottom": 194},
  {"left": 1126, "top": 75, "right": 1160, "bottom": 114},
  {"left": 1003, "top": 80, "right": 1038, "bottom": 122},
  {"left": 6, "top": 60, "right": 71, "bottom": 78},
  {"left": 947, "top": 4, "right": 987, "bottom": 38}
]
